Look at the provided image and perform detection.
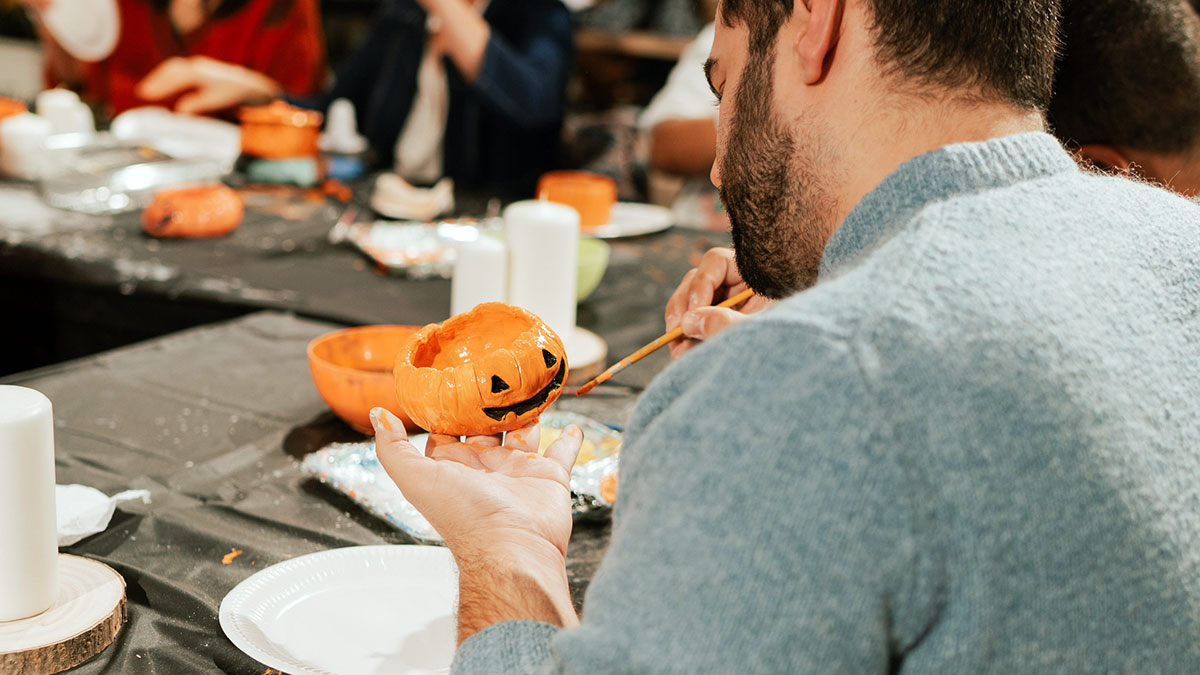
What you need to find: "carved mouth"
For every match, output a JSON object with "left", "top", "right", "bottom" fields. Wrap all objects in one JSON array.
[{"left": 482, "top": 362, "right": 565, "bottom": 422}]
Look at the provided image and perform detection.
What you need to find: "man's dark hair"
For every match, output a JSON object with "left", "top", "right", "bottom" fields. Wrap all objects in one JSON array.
[
  {"left": 718, "top": 0, "right": 1061, "bottom": 111},
  {"left": 1049, "top": 0, "right": 1200, "bottom": 154}
]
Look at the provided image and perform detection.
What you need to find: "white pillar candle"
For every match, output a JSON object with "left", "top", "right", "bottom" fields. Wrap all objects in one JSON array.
[
  {"left": 505, "top": 200, "right": 579, "bottom": 343},
  {"left": 451, "top": 234, "right": 508, "bottom": 317},
  {"left": 0, "top": 113, "right": 54, "bottom": 180},
  {"left": 0, "top": 386, "right": 59, "bottom": 622}
]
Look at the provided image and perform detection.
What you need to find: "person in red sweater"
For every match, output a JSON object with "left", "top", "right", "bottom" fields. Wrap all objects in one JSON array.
[{"left": 28, "top": 0, "right": 325, "bottom": 118}]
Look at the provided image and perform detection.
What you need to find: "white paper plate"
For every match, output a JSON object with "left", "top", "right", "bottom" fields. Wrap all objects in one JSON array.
[
  {"left": 585, "top": 202, "right": 673, "bottom": 239},
  {"left": 41, "top": 0, "right": 120, "bottom": 63},
  {"left": 220, "top": 545, "right": 458, "bottom": 675}
]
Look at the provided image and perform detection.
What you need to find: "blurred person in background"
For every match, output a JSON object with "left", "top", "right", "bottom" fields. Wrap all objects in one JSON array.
[
  {"left": 137, "top": 0, "right": 573, "bottom": 195},
  {"left": 1049, "top": 0, "right": 1200, "bottom": 196},
  {"left": 639, "top": 22, "right": 729, "bottom": 229},
  {"left": 23, "top": 0, "right": 326, "bottom": 118}
]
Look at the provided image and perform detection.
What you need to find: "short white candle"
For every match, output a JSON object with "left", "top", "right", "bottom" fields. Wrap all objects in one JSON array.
[
  {"left": 451, "top": 234, "right": 508, "bottom": 317},
  {"left": 0, "top": 114, "right": 54, "bottom": 181},
  {"left": 0, "top": 386, "right": 59, "bottom": 622},
  {"left": 505, "top": 200, "right": 580, "bottom": 343}
]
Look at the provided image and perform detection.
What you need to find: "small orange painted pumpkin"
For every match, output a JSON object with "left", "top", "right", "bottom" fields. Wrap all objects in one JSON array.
[
  {"left": 142, "top": 185, "right": 244, "bottom": 238},
  {"left": 393, "top": 303, "right": 569, "bottom": 436}
]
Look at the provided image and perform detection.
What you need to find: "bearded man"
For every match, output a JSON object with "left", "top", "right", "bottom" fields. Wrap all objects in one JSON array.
[{"left": 372, "top": 0, "right": 1200, "bottom": 671}]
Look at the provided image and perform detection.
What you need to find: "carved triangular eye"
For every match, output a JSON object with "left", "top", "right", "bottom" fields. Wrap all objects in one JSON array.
[
  {"left": 542, "top": 349, "right": 558, "bottom": 368},
  {"left": 491, "top": 375, "right": 509, "bottom": 393}
]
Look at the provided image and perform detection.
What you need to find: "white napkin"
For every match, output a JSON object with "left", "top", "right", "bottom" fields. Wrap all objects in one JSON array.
[{"left": 56, "top": 484, "right": 151, "bottom": 546}]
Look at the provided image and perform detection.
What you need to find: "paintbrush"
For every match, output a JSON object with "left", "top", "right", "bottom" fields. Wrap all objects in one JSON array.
[{"left": 574, "top": 288, "right": 756, "bottom": 396}]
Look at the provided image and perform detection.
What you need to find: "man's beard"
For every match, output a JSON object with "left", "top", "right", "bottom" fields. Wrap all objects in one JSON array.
[{"left": 718, "top": 49, "right": 842, "bottom": 299}]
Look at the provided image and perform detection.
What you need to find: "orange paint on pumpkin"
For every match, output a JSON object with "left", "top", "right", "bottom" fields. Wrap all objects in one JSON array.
[
  {"left": 394, "top": 303, "right": 569, "bottom": 436},
  {"left": 142, "top": 185, "right": 244, "bottom": 238},
  {"left": 239, "top": 100, "right": 323, "bottom": 159}
]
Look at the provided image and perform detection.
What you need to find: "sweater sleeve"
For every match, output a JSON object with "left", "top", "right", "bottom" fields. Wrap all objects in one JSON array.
[
  {"left": 452, "top": 318, "right": 925, "bottom": 674},
  {"left": 471, "top": 2, "right": 572, "bottom": 129}
]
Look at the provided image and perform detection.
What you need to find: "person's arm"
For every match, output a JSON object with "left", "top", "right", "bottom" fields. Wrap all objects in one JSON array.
[
  {"left": 135, "top": 56, "right": 281, "bottom": 114},
  {"left": 378, "top": 320, "right": 934, "bottom": 673},
  {"left": 650, "top": 117, "right": 718, "bottom": 175},
  {"left": 454, "top": 0, "right": 572, "bottom": 129},
  {"left": 370, "top": 413, "right": 582, "bottom": 644}
]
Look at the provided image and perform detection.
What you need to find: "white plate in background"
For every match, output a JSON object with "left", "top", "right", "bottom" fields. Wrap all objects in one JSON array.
[
  {"left": 586, "top": 202, "right": 673, "bottom": 239},
  {"left": 220, "top": 545, "right": 457, "bottom": 675}
]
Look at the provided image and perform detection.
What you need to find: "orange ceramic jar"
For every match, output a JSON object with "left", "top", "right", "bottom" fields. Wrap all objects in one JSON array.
[
  {"left": 142, "top": 185, "right": 244, "bottom": 238},
  {"left": 394, "top": 303, "right": 568, "bottom": 436},
  {"left": 239, "top": 100, "right": 323, "bottom": 159},
  {"left": 537, "top": 171, "right": 617, "bottom": 229}
]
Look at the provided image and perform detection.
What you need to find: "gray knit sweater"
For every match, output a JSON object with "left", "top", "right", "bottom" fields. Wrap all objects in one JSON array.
[{"left": 453, "top": 132, "right": 1200, "bottom": 673}]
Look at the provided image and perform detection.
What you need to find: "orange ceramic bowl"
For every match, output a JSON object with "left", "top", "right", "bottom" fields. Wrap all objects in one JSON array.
[
  {"left": 537, "top": 171, "right": 617, "bottom": 229},
  {"left": 239, "top": 100, "right": 323, "bottom": 160},
  {"left": 307, "top": 325, "right": 422, "bottom": 434}
]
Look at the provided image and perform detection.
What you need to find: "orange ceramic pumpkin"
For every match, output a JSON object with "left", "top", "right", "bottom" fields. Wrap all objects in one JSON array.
[
  {"left": 537, "top": 170, "right": 617, "bottom": 229},
  {"left": 239, "top": 100, "right": 323, "bottom": 159},
  {"left": 142, "top": 185, "right": 244, "bottom": 238},
  {"left": 393, "top": 303, "right": 569, "bottom": 436}
]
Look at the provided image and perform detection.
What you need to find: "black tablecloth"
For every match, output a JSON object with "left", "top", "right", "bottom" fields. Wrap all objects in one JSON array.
[
  {"left": 0, "top": 177, "right": 731, "bottom": 671},
  {"left": 2, "top": 311, "right": 647, "bottom": 673},
  {"left": 0, "top": 180, "right": 729, "bottom": 384}
]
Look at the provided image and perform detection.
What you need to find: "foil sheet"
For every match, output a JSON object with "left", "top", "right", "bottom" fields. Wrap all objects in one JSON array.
[
  {"left": 300, "top": 411, "right": 621, "bottom": 544},
  {"left": 327, "top": 218, "right": 494, "bottom": 279}
]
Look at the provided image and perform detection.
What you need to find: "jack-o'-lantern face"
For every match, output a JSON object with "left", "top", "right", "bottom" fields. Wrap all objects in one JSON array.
[{"left": 393, "top": 303, "right": 568, "bottom": 436}]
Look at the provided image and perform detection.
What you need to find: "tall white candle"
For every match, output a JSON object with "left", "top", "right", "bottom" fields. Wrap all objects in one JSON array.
[
  {"left": 505, "top": 200, "right": 579, "bottom": 343},
  {"left": 451, "top": 235, "right": 508, "bottom": 317},
  {"left": 0, "top": 386, "right": 59, "bottom": 622}
]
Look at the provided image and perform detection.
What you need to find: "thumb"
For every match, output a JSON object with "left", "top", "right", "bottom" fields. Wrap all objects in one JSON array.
[
  {"left": 370, "top": 407, "right": 425, "bottom": 481},
  {"left": 680, "top": 306, "right": 747, "bottom": 341}
]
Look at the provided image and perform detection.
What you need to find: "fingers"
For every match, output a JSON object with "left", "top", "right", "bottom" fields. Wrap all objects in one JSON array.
[
  {"left": 680, "top": 306, "right": 748, "bottom": 340},
  {"left": 505, "top": 422, "right": 541, "bottom": 453},
  {"left": 665, "top": 248, "right": 741, "bottom": 330},
  {"left": 370, "top": 407, "right": 428, "bottom": 482},
  {"left": 688, "top": 248, "right": 741, "bottom": 308},
  {"left": 135, "top": 57, "right": 196, "bottom": 102},
  {"left": 426, "top": 434, "right": 488, "bottom": 468},
  {"left": 665, "top": 268, "right": 699, "bottom": 330},
  {"left": 174, "top": 89, "right": 234, "bottom": 115},
  {"left": 463, "top": 434, "right": 503, "bottom": 449},
  {"left": 542, "top": 425, "right": 583, "bottom": 474}
]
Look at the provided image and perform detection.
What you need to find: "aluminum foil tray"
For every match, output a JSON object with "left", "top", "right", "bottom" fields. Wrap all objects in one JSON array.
[{"left": 300, "top": 410, "right": 621, "bottom": 544}]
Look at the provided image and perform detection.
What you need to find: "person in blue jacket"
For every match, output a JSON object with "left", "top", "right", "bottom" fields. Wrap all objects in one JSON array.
[{"left": 137, "top": 0, "right": 573, "bottom": 196}]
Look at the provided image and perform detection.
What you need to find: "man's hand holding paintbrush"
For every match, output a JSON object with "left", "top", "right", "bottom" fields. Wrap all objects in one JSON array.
[
  {"left": 664, "top": 247, "right": 775, "bottom": 359},
  {"left": 575, "top": 248, "right": 773, "bottom": 397}
]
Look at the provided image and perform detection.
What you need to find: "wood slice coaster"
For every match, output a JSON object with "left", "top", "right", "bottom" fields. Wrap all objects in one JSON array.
[
  {"left": 566, "top": 327, "right": 607, "bottom": 386},
  {"left": 0, "top": 554, "right": 126, "bottom": 674}
]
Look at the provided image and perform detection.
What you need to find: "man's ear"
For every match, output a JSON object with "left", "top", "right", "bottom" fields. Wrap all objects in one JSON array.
[
  {"left": 1076, "top": 143, "right": 1134, "bottom": 174},
  {"left": 793, "top": 0, "right": 844, "bottom": 85}
]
